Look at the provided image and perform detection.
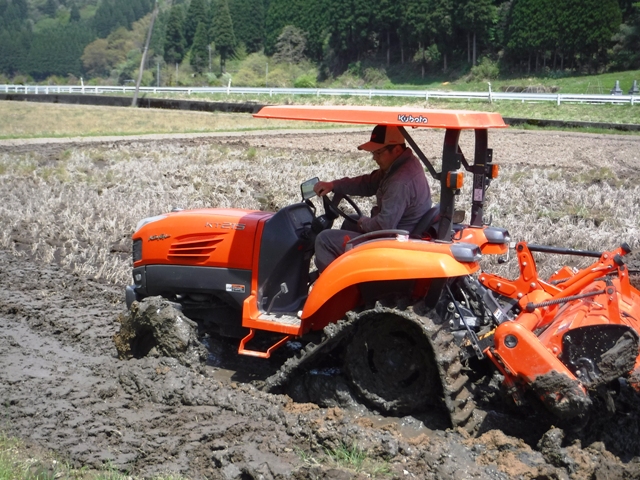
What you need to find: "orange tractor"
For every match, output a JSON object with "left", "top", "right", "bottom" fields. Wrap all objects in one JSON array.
[{"left": 125, "top": 105, "right": 640, "bottom": 430}]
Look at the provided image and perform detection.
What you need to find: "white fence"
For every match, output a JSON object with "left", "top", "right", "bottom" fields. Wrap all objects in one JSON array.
[{"left": 1, "top": 84, "right": 638, "bottom": 106}]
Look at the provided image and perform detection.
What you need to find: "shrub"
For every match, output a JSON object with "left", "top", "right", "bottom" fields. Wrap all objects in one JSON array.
[
  {"left": 469, "top": 57, "right": 500, "bottom": 81},
  {"left": 233, "top": 68, "right": 263, "bottom": 87},
  {"left": 362, "top": 67, "right": 390, "bottom": 88},
  {"left": 233, "top": 52, "right": 269, "bottom": 86},
  {"left": 12, "top": 74, "right": 34, "bottom": 85},
  {"left": 205, "top": 72, "right": 222, "bottom": 86},
  {"left": 294, "top": 73, "right": 317, "bottom": 88}
]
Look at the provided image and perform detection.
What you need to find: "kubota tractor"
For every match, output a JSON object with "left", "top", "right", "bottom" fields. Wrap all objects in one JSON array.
[{"left": 125, "top": 105, "right": 640, "bottom": 431}]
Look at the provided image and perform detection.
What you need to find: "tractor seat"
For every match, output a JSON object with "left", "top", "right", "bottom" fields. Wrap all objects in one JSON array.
[{"left": 410, "top": 204, "right": 440, "bottom": 239}]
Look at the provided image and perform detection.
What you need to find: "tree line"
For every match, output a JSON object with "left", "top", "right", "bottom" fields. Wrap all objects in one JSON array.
[{"left": 1, "top": 0, "right": 639, "bottom": 83}]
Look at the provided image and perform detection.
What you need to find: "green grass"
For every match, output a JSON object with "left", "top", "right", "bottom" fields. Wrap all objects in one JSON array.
[
  {"left": 295, "top": 442, "right": 391, "bottom": 478},
  {"left": 340, "top": 65, "right": 640, "bottom": 95},
  {"left": 455, "top": 69, "right": 640, "bottom": 95},
  {"left": 324, "top": 441, "right": 391, "bottom": 477}
]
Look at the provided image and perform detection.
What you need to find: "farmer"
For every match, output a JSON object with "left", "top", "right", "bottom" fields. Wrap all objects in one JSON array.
[{"left": 313, "top": 124, "right": 432, "bottom": 273}]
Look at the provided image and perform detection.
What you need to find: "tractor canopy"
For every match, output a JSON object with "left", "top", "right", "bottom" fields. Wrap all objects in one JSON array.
[
  {"left": 255, "top": 105, "right": 507, "bottom": 242},
  {"left": 253, "top": 105, "right": 508, "bottom": 130}
]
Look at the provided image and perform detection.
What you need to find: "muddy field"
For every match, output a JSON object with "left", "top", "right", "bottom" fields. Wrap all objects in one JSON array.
[{"left": 1, "top": 128, "right": 640, "bottom": 479}]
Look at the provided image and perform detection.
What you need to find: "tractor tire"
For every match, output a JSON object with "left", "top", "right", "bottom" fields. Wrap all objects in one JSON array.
[{"left": 343, "top": 310, "right": 440, "bottom": 415}]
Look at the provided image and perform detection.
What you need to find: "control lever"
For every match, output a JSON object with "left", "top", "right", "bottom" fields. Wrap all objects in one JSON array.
[
  {"left": 498, "top": 241, "right": 516, "bottom": 264},
  {"left": 267, "top": 283, "right": 289, "bottom": 315}
]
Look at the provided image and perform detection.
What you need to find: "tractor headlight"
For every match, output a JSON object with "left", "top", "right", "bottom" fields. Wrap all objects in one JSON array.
[
  {"left": 451, "top": 243, "right": 482, "bottom": 263},
  {"left": 135, "top": 214, "right": 167, "bottom": 232},
  {"left": 484, "top": 227, "right": 511, "bottom": 244},
  {"left": 132, "top": 238, "right": 142, "bottom": 263}
]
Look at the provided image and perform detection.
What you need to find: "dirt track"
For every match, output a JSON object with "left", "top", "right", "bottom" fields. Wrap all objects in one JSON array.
[{"left": 2, "top": 129, "right": 640, "bottom": 479}]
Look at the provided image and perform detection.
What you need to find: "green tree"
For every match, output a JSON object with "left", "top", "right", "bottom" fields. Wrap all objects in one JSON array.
[
  {"left": 70, "top": 3, "right": 81, "bottom": 22},
  {"left": 273, "top": 24, "right": 306, "bottom": 63},
  {"left": 42, "top": 0, "right": 58, "bottom": 17},
  {"left": 93, "top": 0, "right": 153, "bottom": 38},
  {"left": 264, "top": 0, "right": 305, "bottom": 55},
  {"left": 265, "top": 0, "right": 327, "bottom": 61},
  {"left": 612, "top": 1, "right": 640, "bottom": 69},
  {"left": 229, "top": 0, "right": 265, "bottom": 52},
  {"left": 25, "top": 23, "right": 93, "bottom": 79},
  {"left": 413, "top": 43, "right": 440, "bottom": 77},
  {"left": 297, "top": 0, "right": 328, "bottom": 61},
  {"left": 0, "top": 27, "right": 30, "bottom": 75},
  {"left": 0, "top": 0, "right": 29, "bottom": 29},
  {"left": 455, "top": 0, "right": 496, "bottom": 65},
  {"left": 404, "top": 0, "right": 454, "bottom": 72},
  {"left": 375, "top": 0, "right": 403, "bottom": 66},
  {"left": 323, "top": 0, "right": 377, "bottom": 71},
  {"left": 556, "top": 0, "right": 621, "bottom": 71},
  {"left": 506, "top": 0, "right": 552, "bottom": 72},
  {"left": 430, "top": 0, "right": 454, "bottom": 71},
  {"left": 82, "top": 38, "right": 115, "bottom": 76},
  {"left": 211, "top": 0, "right": 235, "bottom": 72},
  {"left": 185, "top": 0, "right": 209, "bottom": 47},
  {"left": 190, "top": 20, "right": 209, "bottom": 72},
  {"left": 164, "top": 4, "right": 186, "bottom": 64}
]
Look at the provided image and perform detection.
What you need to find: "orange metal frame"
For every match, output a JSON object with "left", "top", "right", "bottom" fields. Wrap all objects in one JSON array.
[{"left": 482, "top": 242, "right": 640, "bottom": 398}]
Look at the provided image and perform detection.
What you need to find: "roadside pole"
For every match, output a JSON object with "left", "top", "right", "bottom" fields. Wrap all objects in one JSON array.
[{"left": 132, "top": 1, "right": 158, "bottom": 107}]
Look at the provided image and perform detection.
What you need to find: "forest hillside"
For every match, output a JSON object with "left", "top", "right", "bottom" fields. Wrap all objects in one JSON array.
[{"left": 1, "top": 0, "right": 639, "bottom": 89}]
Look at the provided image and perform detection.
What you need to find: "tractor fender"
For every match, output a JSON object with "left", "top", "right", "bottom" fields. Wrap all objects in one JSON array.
[{"left": 301, "top": 239, "right": 479, "bottom": 323}]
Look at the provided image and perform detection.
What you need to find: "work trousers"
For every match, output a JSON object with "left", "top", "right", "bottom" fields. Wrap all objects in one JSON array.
[{"left": 314, "top": 218, "right": 360, "bottom": 273}]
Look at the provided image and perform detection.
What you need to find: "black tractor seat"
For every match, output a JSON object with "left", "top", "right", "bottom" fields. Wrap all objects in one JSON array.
[{"left": 410, "top": 204, "right": 440, "bottom": 239}]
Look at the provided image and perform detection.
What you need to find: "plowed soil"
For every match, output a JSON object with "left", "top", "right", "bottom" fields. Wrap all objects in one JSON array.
[{"left": 2, "top": 128, "right": 640, "bottom": 479}]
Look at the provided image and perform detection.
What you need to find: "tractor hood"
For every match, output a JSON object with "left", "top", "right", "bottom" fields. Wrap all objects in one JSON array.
[{"left": 133, "top": 208, "right": 271, "bottom": 270}]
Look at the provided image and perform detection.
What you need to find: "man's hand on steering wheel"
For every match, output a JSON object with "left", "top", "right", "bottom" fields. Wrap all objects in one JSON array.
[
  {"left": 313, "top": 181, "right": 334, "bottom": 197},
  {"left": 322, "top": 192, "right": 363, "bottom": 222}
]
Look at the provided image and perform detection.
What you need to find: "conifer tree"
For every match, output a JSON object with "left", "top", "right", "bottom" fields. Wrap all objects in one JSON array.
[
  {"left": 25, "top": 23, "right": 93, "bottom": 79},
  {"left": 185, "top": 0, "right": 209, "bottom": 47},
  {"left": 190, "top": 21, "right": 209, "bottom": 72},
  {"left": 164, "top": 4, "right": 187, "bottom": 64},
  {"left": 212, "top": 0, "right": 235, "bottom": 73},
  {"left": 455, "top": 0, "right": 496, "bottom": 66},
  {"left": 560, "top": 0, "right": 621, "bottom": 69},
  {"left": 264, "top": 0, "right": 305, "bottom": 55},
  {"left": 0, "top": 28, "right": 28, "bottom": 74},
  {"left": 612, "top": 1, "right": 640, "bottom": 68},
  {"left": 375, "top": 0, "right": 402, "bottom": 66},
  {"left": 229, "top": 0, "right": 264, "bottom": 52},
  {"left": 70, "top": 3, "right": 81, "bottom": 22},
  {"left": 42, "top": 0, "right": 58, "bottom": 17}
]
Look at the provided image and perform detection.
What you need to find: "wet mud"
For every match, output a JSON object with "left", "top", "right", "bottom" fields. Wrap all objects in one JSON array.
[
  {"left": 2, "top": 130, "right": 640, "bottom": 479},
  {"left": 2, "top": 252, "right": 640, "bottom": 480}
]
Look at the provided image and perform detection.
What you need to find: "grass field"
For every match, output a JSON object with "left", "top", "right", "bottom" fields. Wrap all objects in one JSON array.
[
  {"left": 0, "top": 95, "right": 639, "bottom": 140},
  {"left": 0, "top": 102, "right": 339, "bottom": 139}
]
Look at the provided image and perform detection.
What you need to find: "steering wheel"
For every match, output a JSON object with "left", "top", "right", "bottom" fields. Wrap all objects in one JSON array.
[{"left": 322, "top": 193, "right": 363, "bottom": 222}]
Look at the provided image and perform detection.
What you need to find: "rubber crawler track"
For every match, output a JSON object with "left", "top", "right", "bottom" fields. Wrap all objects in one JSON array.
[{"left": 262, "top": 301, "right": 482, "bottom": 433}]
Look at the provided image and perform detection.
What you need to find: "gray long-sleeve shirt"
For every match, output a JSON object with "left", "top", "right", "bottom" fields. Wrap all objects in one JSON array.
[{"left": 332, "top": 147, "right": 432, "bottom": 233}]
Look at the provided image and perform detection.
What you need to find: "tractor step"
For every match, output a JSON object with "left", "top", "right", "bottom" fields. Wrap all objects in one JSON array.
[
  {"left": 258, "top": 312, "right": 301, "bottom": 326},
  {"left": 242, "top": 312, "right": 301, "bottom": 335},
  {"left": 238, "top": 329, "right": 293, "bottom": 358}
]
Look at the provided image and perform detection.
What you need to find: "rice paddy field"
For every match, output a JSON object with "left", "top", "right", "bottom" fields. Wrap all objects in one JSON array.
[{"left": 1, "top": 100, "right": 640, "bottom": 479}]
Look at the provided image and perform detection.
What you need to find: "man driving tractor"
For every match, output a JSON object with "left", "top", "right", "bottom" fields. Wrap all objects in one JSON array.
[{"left": 313, "top": 124, "right": 433, "bottom": 272}]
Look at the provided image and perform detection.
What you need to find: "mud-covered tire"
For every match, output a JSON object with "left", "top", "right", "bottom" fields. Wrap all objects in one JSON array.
[{"left": 344, "top": 310, "right": 441, "bottom": 415}]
